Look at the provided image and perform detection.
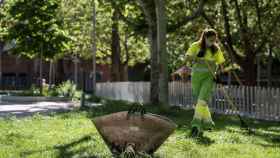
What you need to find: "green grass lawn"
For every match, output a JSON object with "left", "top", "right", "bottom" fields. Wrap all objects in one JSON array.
[{"left": 0, "top": 100, "right": 280, "bottom": 158}]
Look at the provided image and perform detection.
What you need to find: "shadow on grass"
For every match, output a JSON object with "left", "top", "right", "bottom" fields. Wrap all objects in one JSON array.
[
  {"left": 255, "top": 143, "right": 280, "bottom": 148},
  {"left": 84, "top": 101, "right": 218, "bottom": 147},
  {"left": 20, "top": 135, "right": 109, "bottom": 158},
  {"left": 195, "top": 135, "right": 216, "bottom": 146},
  {"left": 41, "top": 99, "right": 279, "bottom": 148},
  {"left": 211, "top": 112, "right": 280, "bottom": 144}
]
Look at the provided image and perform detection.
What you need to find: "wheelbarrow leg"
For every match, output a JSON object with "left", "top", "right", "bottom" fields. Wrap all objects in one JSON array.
[{"left": 121, "top": 143, "right": 136, "bottom": 158}]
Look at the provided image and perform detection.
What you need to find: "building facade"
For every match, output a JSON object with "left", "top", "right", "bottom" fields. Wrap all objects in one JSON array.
[{"left": 0, "top": 52, "right": 111, "bottom": 90}]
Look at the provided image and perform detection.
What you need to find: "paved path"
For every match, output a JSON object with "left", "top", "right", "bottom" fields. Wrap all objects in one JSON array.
[{"left": 0, "top": 101, "right": 78, "bottom": 117}]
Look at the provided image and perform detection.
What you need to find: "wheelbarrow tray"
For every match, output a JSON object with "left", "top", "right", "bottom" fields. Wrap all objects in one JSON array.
[{"left": 92, "top": 111, "right": 177, "bottom": 154}]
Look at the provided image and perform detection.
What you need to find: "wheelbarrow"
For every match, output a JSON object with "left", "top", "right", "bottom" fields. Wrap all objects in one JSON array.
[{"left": 92, "top": 110, "right": 177, "bottom": 157}]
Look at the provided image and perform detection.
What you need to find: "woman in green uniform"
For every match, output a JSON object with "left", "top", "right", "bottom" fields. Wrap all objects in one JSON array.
[{"left": 186, "top": 28, "right": 225, "bottom": 137}]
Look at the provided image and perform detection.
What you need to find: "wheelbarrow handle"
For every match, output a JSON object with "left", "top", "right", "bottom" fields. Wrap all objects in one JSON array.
[{"left": 127, "top": 104, "right": 146, "bottom": 120}]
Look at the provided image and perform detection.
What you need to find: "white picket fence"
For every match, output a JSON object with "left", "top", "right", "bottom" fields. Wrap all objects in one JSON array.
[{"left": 96, "top": 81, "right": 280, "bottom": 121}]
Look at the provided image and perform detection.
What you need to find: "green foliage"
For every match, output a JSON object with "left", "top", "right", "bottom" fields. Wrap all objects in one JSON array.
[
  {"left": 14, "top": 84, "right": 51, "bottom": 97},
  {"left": 0, "top": 2, "right": 8, "bottom": 41},
  {"left": 47, "top": 85, "right": 60, "bottom": 97},
  {"left": 0, "top": 101, "right": 280, "bottom": 157},
  {"left": 17, "top": 84, "right": 41, "bottom": 96},
  {"left": 202, "top": 0, "right": 280, "bottom": 61},
  {"left": 4, "top": 0, "right": 70, "bottom": 59},
  {"left": 13, "top": 81, "right": 81, "bottom": 100},
  {"left": 59, "top": 0, "right": 95, "bottom": 60},
  {"left": 86, "top": 94, "right": 102, "bottom": 103},
  {"left": 55, "top": 80, "right": 82, "bottom": 100},
  {"left": 2, "top": 0, "right": 280, "bottom": 82},
  {"left": 97, "top": 0, "right": 150, "bottom": 66}
]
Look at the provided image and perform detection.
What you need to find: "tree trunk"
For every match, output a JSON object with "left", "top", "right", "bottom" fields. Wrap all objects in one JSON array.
[
  {"left": 56, "top": 59, "right": 65, "bottom": 84},
  {"left": 149, "top": 26, "right": 160, "bottom": 104},
  {"left": 155, "top": 0, "right": 168, "bottom": 105},
  {"left": 0, "top": 53, "right": 2, "bottom": 89},
  {"left": 120, "top": 32, "right": 130, "bottom": 81},
  {"left": 48, "top": 60, "right": 56, "bottom": 89},
  {"left": 74, "top": 57, "right": 79, "bottom": 85},
  {"left": 234, "top": 0, "right": 257, "bottom": 86},
  {"left": 0, "top": 42, "right": 3, "bottom": 89},
  {"left": 120, "top": 64, "right": 128, "bottom": 81},
  {"left": 52, "top": 61, "right": 56, "bottom": 86},
  {"left": 138, "top": 0, "right": 159, "bottom": 104},
  {"left": 267, "top": 45, "right": 272, "bottom": 87},
  {"left": 33, "top": 59, "right": 38, "bottom": 86},
  {"left": 49, "top": 60, "right": 53, "bottom": 87},
  {"left": 92, "top": 0, "right": 97, "bottom": 94},
  {"left": 221, "top": 0, "right": 240, "bottom": 62},
  {"left": 39, "top": 45, "right": 43, "bottom": 94},
  {"left": 257, "top": 54, "right": 261, "bottom": 86},
  {"left": 111, "top": 8, "right": 121, "bottom": 82},
  {"left": 241, "top": 55, "right": 256, "bottom": 86},
  {"left": 137, "top": 0, "right": 206, "bottom": 104}
]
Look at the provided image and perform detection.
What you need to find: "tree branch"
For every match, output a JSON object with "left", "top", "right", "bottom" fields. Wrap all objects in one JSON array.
[
  {"left": 233, "top": 0, "right": 254, "bottom": 59},
  {"left": 254, "top": 0, "right": 263, "bottom": 33},
  {"left": 221, "top": 0, "right": 239, "bottom": 62},
  {"left": 202, "top": 9, "right": 242, "bottom": 63},
  {"left": 118, "top": 0, "right": 206, "bottom": 34},
  {"left": 233, "top": 0, "right": 243, "bottom": 32},
  {"left": 117, "top": 9, "right": 148, "bottom": 36},
  {"left": 167, "top": 0, "right": 207, "bottom": 32},
  {"left": 254, "top": 13, "right": 280, "bottom": 54},
  {"left": 201, "top": 11, "right": 215, "bottom": 28},
  {"left": 123, "top": 31, "right": 130, "bottom": 64}
]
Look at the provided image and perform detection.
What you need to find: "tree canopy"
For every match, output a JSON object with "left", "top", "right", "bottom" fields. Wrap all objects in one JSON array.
[
  {"left": 4, "top": 0, "right": 70, "bottom": 60},
  {"left": 1, "top": 0, "right": 280, "bottom": 90}
]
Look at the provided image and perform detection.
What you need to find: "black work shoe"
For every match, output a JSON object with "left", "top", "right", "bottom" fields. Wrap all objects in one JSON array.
[
  {"left": 191, "top": 127, "right": 199, "bottom": 137},
  {"left": 190, "top": 126, "right": 204, "bottom": 138}
]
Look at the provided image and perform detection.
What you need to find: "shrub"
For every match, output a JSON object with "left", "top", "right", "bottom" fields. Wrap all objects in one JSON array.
[
  {"left": 55, "top": 80, "right": 82, "bottom": 100},
  {"left": 86, "top": 95, "right": 102, "bottom": 103},
  {"left": 17, "top": 84, "right": 41, "bottom": 96}
]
